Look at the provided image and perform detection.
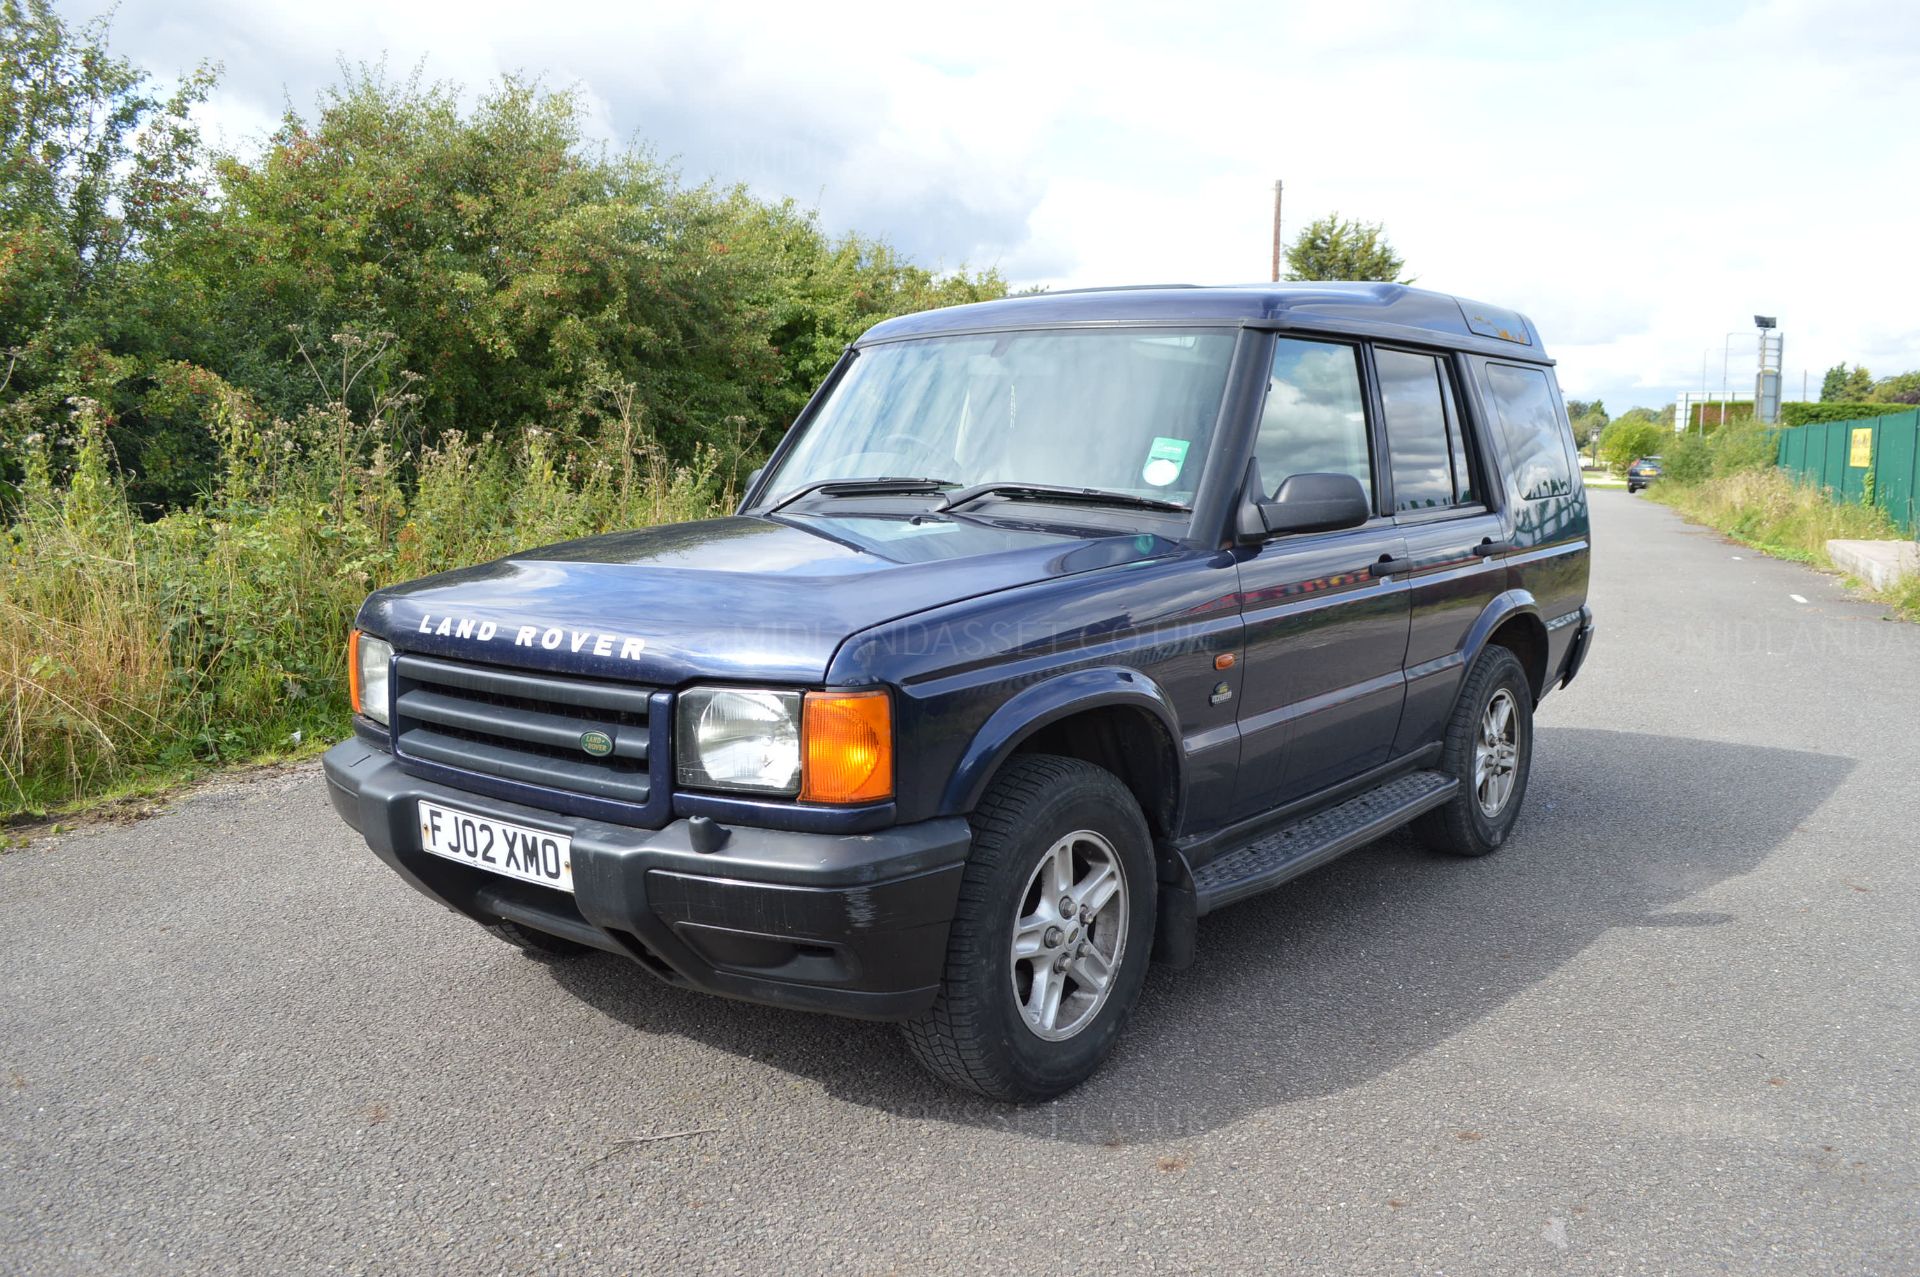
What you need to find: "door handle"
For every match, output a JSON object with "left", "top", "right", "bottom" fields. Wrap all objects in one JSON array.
[
  {"left": 1472, "top": 538, "right": 1512, "bottom": 557},
  {"left": 1369, "top": 555, "right": 1414, "bottom": 578}
]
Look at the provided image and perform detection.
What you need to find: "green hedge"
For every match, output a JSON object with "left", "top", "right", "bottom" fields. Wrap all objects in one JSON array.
[{"left": 1781, "top": 402, "right": 1912, "bottom": 426}]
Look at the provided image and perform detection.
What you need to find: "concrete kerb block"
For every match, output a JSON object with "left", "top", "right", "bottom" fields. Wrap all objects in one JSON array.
[{"left": 1827, "top": 539, "right": 1920, "bottom": 591}]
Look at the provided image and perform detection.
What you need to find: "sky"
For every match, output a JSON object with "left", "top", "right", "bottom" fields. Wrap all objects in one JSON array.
[{"left": 78, "top": 0, "right": 1920, "bottom": 416}]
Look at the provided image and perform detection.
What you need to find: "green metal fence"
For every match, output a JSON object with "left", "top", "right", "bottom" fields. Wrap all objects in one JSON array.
[{"left": 1776, "top": 409, "right": 1920, "bottom": 535}]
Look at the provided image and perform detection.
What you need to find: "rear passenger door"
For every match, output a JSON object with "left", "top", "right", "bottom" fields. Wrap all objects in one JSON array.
[
  {"left": 1474, "top": 359, "right": 1592, "bottom": 679},
  {"left": 1232, "top": 336, "right": 1412, "bottom": 818},
  {"left": 1370, "top": 346, "right": 1512, "bottom": 756}
]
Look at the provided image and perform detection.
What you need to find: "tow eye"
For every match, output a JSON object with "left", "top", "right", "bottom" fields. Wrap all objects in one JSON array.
[{"left": 688, "top": 815, "right": 731, "bottom": 854}]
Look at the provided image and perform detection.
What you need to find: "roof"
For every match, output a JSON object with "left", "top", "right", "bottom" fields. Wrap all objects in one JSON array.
[{"left": 858, "top": 282, "right": 1551, "bottom": 363}]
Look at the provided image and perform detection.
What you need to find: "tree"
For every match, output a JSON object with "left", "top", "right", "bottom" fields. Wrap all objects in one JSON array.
[
  {"left": 0, "top": 1, "right": 214, "bottom": 300},
  {"left": 1870, "top": 371, "right": 1920, "bottom": 405},
  {"left": 1571, "top": 414, "right": 1604, "bottom": 452},
  {"left": 1283, "top": 214, "right": 1410, "bottom": 283},
  {"left": 168, "top": 72, "right": 749, "bottom": 453},
  {"left": 1, "top": 0, "right": 217, "bottom": 505},
  {"left": 723, "top": 197, "right": 1004, "bottom": 432},
  {"left": 2, "top": 19, "right": 1006, "bottom": 510},
  {"left": 1568, "top": 399, "right": 1609, "bottom": 454},
  {"left": 163, "top": 71, "right": 1004, "bottom": 466},
  {"left": 1597, "top": 416, "right": 1666, "bottom": 473},
  {"left": 1819, "top": 363, "right": 1848, "bottom": 402},
  {"left": 1840, "top": 365, "right": 1875, "bottom": 402}
]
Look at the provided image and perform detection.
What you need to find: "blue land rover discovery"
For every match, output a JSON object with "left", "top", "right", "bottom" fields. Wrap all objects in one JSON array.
[{"left": 323, "top": 282, "right": 1595, "bottom": 1100}]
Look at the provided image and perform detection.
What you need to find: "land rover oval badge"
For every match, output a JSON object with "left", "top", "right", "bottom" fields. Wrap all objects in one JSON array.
[{"left": 579, "top": 730, "right": 614, "bottom": 758}]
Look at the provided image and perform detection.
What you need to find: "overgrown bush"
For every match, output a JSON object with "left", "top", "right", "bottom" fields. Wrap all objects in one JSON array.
[
  {"left": 1659, "top": 433, "right": 1710, "bottom": 485},
  {"left": 1660, "top": 423, "right": 1779, "bottom": 486}
]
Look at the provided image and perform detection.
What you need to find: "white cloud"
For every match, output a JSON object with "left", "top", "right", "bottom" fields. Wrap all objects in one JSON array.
[{"left": 80, "top": 0, "right": 1920, "bottom": 411}]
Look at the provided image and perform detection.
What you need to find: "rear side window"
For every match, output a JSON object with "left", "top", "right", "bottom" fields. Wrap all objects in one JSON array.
[
  {"left": 1376, "top": 348, "right": 1481, "bottom": 513},
  {"left": 1255, "top": 337, "right": 1372, "bottom": 503},
  {"left": 1376, "top": 349, "right": 1453, "bottom": 512},
  {"left": 1484, "top": 363, "right": 1574, "bottom": 500}
]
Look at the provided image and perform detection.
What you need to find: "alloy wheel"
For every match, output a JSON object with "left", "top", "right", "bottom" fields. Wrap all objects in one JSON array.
[
  {"left": 1474, "top": 688, "right": 1520, "bottom": 817},
  {"left": 1008, "top": 830, "right": 1129, "bottom": 1041}
]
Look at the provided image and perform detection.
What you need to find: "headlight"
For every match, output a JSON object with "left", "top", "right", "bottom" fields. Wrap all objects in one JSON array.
[
  {"left": 676, "top": 688, "right": 802, "bottom": 794},
  {"left": 350, "top": 631, "right": 394, "bottom": 726}
]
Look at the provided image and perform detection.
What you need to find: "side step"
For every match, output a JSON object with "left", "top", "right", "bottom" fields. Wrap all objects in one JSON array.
[{"left": 1191, "top": 769, "right": 1457, "bottom": 916}]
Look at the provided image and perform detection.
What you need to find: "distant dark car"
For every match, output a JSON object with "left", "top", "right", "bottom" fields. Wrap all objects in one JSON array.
[
  {"left": 1627, "top": 455, "right": 1664, "bottom": 493},
  {"left": 325, "top": 282, "right": 1595, "bottom": 1100}
]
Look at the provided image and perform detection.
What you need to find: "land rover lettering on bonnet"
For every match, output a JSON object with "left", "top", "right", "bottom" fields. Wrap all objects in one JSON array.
[
  {"left": 324, "top": 282, "right": 1595, "bottom": 1101},
  {"left": 410, "top": 612, "right": 648, "bottom": 660}
]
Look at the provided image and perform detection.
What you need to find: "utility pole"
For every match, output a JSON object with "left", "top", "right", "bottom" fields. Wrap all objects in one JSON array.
[{"left": 1270, "top": 180, "right": 1284, "bottom": 282}]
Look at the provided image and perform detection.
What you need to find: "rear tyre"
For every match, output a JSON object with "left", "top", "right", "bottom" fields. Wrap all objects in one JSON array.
[
  {"left": 484, "top": 918, "right": 593, "bottom": 960},
  {"left": 1416, "top": 644, "right": 1534, "bottom": 858},
  {"left": 901, "top": 755, "right": 1156, "bottom": 1102}
]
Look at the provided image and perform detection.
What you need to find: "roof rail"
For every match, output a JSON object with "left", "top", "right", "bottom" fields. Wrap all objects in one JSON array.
[{"left": 1040, "top": 283, "right": 1200, "bottom": 296}]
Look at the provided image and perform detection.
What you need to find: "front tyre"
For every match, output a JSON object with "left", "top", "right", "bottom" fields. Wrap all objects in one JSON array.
[
  {"left": 901, "top": 755, "right": 1156, "bottom": 1101},
  {"left": 1415, "top": 644, "right": 1534, "bottom": 858}
]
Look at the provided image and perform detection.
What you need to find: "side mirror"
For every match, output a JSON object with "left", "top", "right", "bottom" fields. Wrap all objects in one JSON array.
[
  {"left": 1237, "top": 465, "right": 1371, "bottom": 540},
  {"left": 736, "top": 466, "right": 766, "bottom": 514}
]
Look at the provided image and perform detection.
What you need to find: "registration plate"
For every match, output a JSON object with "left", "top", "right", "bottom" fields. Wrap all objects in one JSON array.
[{"left": 417, "top": 800, "right": 573, "bottom": 893}]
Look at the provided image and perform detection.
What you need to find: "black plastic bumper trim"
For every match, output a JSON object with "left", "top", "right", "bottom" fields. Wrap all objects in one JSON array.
[
  {"left": 1559, "top": 606, "right": 1596, "bottom": 689},
  {"left": 322, "top": 742, "right": 970, "bottom": 1020}
]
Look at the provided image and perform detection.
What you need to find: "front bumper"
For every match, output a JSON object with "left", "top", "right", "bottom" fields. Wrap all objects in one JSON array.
[{"left": 322, "top": 741, "right": 969, "bottom": 1020}]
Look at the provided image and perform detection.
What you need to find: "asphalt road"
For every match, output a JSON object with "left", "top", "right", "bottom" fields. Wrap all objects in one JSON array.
[{"left": 5, "top": 489, "right": 1917, "bottom": 1275}]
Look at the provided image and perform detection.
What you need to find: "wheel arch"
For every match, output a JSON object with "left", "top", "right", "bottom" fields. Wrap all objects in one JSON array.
[
  {"left": 943, "top": 668, "right": 1185, "bottom": 841},
  {"left": 1463, "top": 590, "right": 1550, "bottom": 703}
]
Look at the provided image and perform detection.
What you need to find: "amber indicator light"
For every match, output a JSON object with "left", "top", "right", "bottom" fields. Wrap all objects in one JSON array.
[
  {"left": 347, "top": 629, "right": 366, "bottom": 715},
  {"left": 800, "top": 690, "right": 894, "bottom": 804}
]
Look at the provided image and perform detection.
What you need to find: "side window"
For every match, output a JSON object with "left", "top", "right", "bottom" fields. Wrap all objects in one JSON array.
[
  {"left": 1256, "top": 338, "right": 1372, "bottom": 504},
  {"left": 1437, "top": 366, "right": 1479, "bottom": 505},
  {"left": 1484, "top": 363, "right": 1575, "bottom": 501},
  {"left": 1375, "top": 348, "right": 1456, "bottom": 512}
]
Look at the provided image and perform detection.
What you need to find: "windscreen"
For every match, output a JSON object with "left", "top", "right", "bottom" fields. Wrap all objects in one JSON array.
[{"left": 765, "top": 327, "right": 1239, "bottom": 508}]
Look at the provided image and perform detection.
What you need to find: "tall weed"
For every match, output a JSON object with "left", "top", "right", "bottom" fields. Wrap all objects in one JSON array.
[
  {"left": 1, "top": 381, "right": 727, "bottom": 816},
  {"left": 1652, "top": 466, "right": 1905, "bottom": 566}
]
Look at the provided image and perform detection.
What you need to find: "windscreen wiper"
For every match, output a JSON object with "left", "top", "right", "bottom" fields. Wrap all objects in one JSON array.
[
  {"left": 761, "top": 476, "right": 955, "bottom": 515},
  {"left": 937, "top": 482, "right": 1190, "bottom": 515}
]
